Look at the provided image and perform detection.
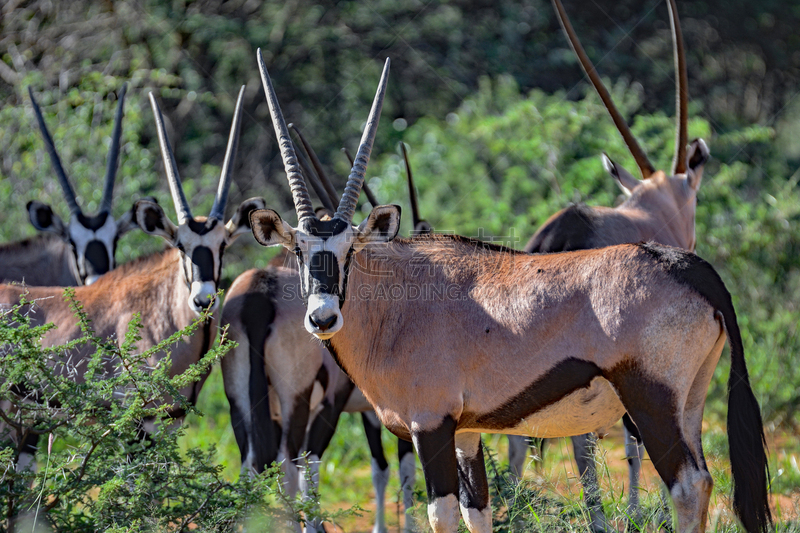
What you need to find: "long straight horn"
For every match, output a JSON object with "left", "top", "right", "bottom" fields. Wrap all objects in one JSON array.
[
  {"left": 28, "top": 86, "right": 81, "bottom": 216},
  {"left": 209, "top": 85, "right": 245, "bottom": 221},
  {"left": 257, "top": 48, "right": 315, "bottom": 222},
  {"left": 341, "top": 147, "right": 380, "bottom": 207},
  {"left": 294, "top": 138, "right": 336, "bottom": 213},
  {"left": 100, "top": 83, "right": 127, "bottom": 214},
  {"left": 289, "top": 123, "right": 339, "bottom": 208},
  {"left": 552, "top": 0, "right": 655, "bottom": 179},
  {"left": 148, "top": 92, "right": 193, "bottom": 225},
  {"left": 668, "top": 0, "right": 688, "bottom": 175},
  {"left": 335, "top": 58, "right": 390, "bottom": 223},
  {"left": 400, "top": 142, "right": 421, "bottom": 228}
]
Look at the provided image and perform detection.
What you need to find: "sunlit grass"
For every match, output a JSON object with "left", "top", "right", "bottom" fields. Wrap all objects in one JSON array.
[{"left": 182, "top": 364, "right": 800, "bottom": 531}]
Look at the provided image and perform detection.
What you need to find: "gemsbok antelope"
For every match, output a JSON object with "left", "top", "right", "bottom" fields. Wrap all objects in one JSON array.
[
  {"left": 250, "top": 51, "right": 770, "bottom": 533},
  {"left": 1, "top": 85, "right": 140, "bottom": 287},
  {"left": 222, "top": 135, "right": 427, "bottom": 533},
  {"left": 0, "top": 86, "right": 264, "bottom": 468},
  {"left": 508, "top": 0, "right": 712, "bottom": 528}
]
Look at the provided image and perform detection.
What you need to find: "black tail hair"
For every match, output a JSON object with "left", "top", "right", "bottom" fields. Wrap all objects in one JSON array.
[
  {"left": 639, "top": 243, "right": 771, "bottom": 533},
  {"left": 228, "top": 289, "right": 279, "bottom": 473},
  {"left": 725, "top": 303, "right": 772, "bottom": 533}
]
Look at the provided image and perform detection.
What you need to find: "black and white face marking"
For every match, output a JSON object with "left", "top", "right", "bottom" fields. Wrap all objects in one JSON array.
[
  {"left": 175, "top": 219, "right": 228, "bottom": 313},
  {"left": 251, "top": 205, "right": 402, "bottom": 340},
  {"left": 136, "top": 198, "right": 265, "bottom": 315},
  {"left": 68, "top": 212, "right": 117, "bottom": 284},
  {"left": 295, "top": 217, "right": 353, "bottom": 339},
  {"left": 27, "top": 200, "right": 139, "bottom": 285}
]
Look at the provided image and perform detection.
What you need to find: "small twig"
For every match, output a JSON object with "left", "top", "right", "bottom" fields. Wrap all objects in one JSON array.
[
  {"left": 176, "top": 481, "right": 223, "bottom": 532},
  {"left": 42, "top": 428, "right": 112, "bottom": 513},
  {"left": 0, "top": 406, "right": 69, "bottom": 435}
]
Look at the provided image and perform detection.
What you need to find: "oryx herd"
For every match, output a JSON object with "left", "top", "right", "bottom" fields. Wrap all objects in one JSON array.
[{"left": 0, "top": 1, "right": 773, "bottom": 532}]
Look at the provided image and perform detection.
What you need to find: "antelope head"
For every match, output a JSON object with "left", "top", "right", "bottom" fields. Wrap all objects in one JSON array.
[
  {"left": 250, "top": 51, "right": 400, "bottom": 339},
  {"left": 28, "top": 84, "right": 139, "bottom": 284},
  {"left": 138, "top": 87, "right": 266, "bottom": 314},
  {"left": 554, "top": 0, "right": 710, "bottom": 251}
]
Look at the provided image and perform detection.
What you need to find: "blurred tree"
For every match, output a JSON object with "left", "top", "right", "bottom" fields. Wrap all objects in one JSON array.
[
  {"left": 2, "top": 0, "right": 800, "bottom": 426},
  {"left": 2, "top": 0, "right": 799, "bottom": 208}
]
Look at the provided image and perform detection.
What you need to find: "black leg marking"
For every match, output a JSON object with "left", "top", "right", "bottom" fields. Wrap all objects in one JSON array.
[
  {"left": 284, "top": 383, "right": 315, "bottom": 469},
  {"left": 413, "top": 416, "right": 459, "bottom": 502},
  {"left": 234, "top": 289, "right": 278, "bottom": 473},
  {"left": 398, "top": 436, "right": 414, "bottom": 462},
  {"left": 622, "top": 413, "right": 642, "bottom": 444},
  {"left": 456, "top": 437, "right": 489, "bottom": 512},
  {"left": 20, "top": 431, "right": 39, "bottom": 458},
  {"left": 305, "top": 379, "right": 355, "bottom": 459},
  {"left": 362, "top": 412, "right": 389, "bottom": 472},
  {"left": 609, "top": 368, "right": 694, "bottom": 490}
]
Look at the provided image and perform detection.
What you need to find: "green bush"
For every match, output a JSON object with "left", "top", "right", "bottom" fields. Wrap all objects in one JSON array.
[{"left": 0, "top": 290, "right": 291, "bottom": 532}]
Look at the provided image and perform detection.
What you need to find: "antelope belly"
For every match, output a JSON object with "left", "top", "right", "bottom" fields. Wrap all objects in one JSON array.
[{"left": 503, "top": 377, "right": 625, "bottom": 438}]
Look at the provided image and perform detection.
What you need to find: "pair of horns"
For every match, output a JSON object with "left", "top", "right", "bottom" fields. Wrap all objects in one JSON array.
[
  {"left": 148, "top": 85, "right": 245, "bottom": 224},
  {"left": 258, "top": 48, "right": 389, "bottom": 224},
  {"left": 343, "top": 142, "right": 423, "bottom": 228},
  {"left": 553, "top": 0, "right": 689, "bottom": 177},
  {"left": 292, "top": 124, "right": 394, "bottom": 218},
  {"left": 29, "top": 83, "right": 127, "bottom": 216}
]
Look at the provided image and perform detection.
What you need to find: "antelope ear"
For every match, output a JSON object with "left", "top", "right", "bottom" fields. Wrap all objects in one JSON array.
[
  {"left": 602, "top": 153, "right": 640, "bottom": 196},
  {"left": 117, "top": 196, "right": 158, "bottom": 236},
  {"left": 355, "top": 205, "right": 401, "bottom": 248},
  {"left": 250, "top": 209, "right": 296, "bottom": 248},
  {"left": 225, "top": 197, "right": 267, "bottom": 240},
  {"left": 686, "top": 138, "right": 710, "bottom": 191},
  {"left": 134, "top": 199, "right": 178, "bottom": 244},
  {"left": 27, "top": 200, "right": 67, "bottom": 238}
]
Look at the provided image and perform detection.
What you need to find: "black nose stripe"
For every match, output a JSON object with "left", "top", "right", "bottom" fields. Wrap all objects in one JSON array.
[
  {"left": 191, "top": 246, "right": 216, "bottom": 282},
  {"left": 83, "top": 240, "right": 110, "bottom": 277},
  {"left": 309, "top": 251, "right": 340, "bottom": 294}
]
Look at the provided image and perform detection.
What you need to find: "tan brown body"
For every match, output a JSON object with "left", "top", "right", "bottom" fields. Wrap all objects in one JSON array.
[
  {"left": 328, "top": 237, "right": 716, "bottom": 439},
  {"left": 0, "top": 235, "right": 79, "bottom": 287},
  {"left": 0, "top": 248, "right": 215, "bottom": 403}
]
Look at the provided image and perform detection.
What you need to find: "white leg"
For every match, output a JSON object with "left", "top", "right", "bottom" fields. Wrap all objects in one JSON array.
[
  {"left": 624, "top": 424, "right": 645, "bottom": 527},
  {"left": 371, "top": 457, "right": 390, "bottom": 533},
  {"left": 507, "top": 435, "right": 527, "bottom": 481},
  {"left": 428, "top": 494, "right": 461, "bottom": 533},
  {"left": 16, "top": 451, "right": 35, "bottom": 473},
  {"left": 571, "top": 433, "right": 609, "bottom": 533},
  {"left": 398, "top": 441, "right": 418, "bottom": 532},
  {"left": 301, "top": 454, "right": 325, "bottom": 533}
]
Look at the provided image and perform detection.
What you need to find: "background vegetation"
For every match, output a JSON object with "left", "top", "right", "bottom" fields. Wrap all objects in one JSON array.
[{"left": 1, "top": 0, "right": 800, "bottom": 530}]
